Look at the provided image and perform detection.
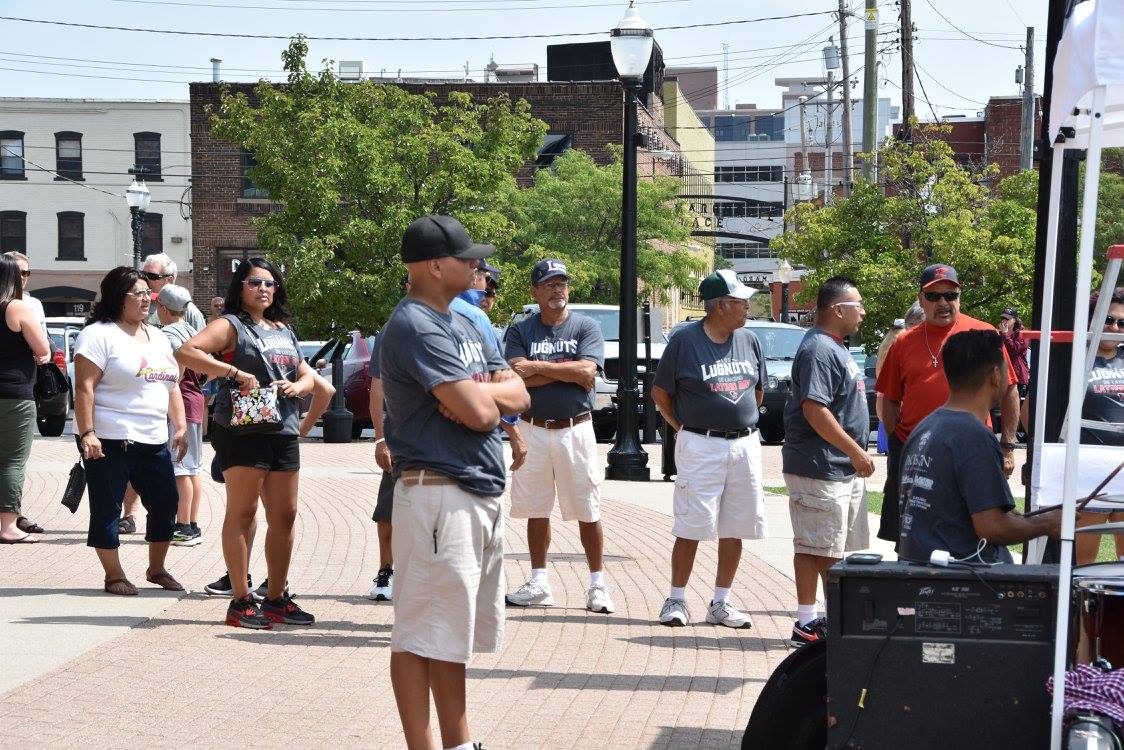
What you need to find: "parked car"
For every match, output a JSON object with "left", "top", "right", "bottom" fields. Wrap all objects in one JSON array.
[
  {"left": 38, "top": 326, "right": 77, "bottom": 437},
  {"left": 299, "top": 340, "right": 328, "bottom": 364},
  {"left": 305, "top": 331, "right": 375, "bottom": 438}
]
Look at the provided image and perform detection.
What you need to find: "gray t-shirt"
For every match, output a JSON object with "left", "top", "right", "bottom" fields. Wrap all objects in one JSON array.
[
  {"left": 379, "top": 297, "right": 509, "bottom": 497},
  {"left": 367, "top": 333, "right": 383, "bottom": 380},
  {"left": 212, "top": 315, "right": 303, "bottom": 436},
  {"left": 653, "top": 321, "right": 766, "bottom": 431},
  {"left": 898, "top": 408, "right": 1015, "bottom": 564},
  {"left": 782, "top": 328, "right": 870, "bottom": 480},
  {"left": 1082, "top": 346, "right": 1124, "bottom": 446},
  {"left": 504, "top": 311, "right": 604, "bottom": 420}
]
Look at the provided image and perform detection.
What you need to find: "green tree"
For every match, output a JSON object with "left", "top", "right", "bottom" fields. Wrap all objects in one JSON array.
[
  {"left": 210, "top": 37, "right": 547, "bottom": 337},
  {"left": 494, "top": 147, "right": 705, "bottom": 315},
  {"left": 772, "top": 132, "right": 1038, "bottom": 349}
]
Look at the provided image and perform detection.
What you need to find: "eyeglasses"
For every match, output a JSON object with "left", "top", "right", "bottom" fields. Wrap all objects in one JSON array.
[
  {"left": 923, "top": 291, "right": 961, "bottom": 303},
  {"left": 142, "top": 271, "right": 172, "bottom": 281},
  {"left": 19, "top": 270, "right": 30, "bottom": 278},
  {"left": 538, "top": 280, "right": 569, "bottom": 291},
  {"left": 125, "top": 289, "right": 151, "bottom": 300},
  {"left": 1107, "top": 316, "right": 1124, "bottom": 327},
  {"left": 484, "top": 290, "right": 496, "bottom": 298},
  {"left": 244, "top": 278, "right": 277, "bottom": 289},
  {"left": 833, "top": 301, "right": 865, "bottom": 310}
]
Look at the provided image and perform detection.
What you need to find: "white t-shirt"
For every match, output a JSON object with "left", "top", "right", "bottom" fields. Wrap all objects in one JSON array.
[{"left": 74, "top": 321, "right": 178, "bottom": 444}]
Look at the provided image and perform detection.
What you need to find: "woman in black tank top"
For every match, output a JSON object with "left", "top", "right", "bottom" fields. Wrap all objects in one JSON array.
[{"left": 0, "top": 257, "right": 50, "bottom": 543}]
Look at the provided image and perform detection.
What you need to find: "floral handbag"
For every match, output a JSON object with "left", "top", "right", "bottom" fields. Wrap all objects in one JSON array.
[{"left": 227, "top": 316, "right": 287, "bottom": 434}]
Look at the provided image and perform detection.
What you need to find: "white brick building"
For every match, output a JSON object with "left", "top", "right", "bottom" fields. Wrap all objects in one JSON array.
[{"left": 0, "top": 98, "right": 191, "bottom": 316}]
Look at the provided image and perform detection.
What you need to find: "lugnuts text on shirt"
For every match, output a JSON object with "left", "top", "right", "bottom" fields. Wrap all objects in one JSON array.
[
  {"left": 458, "top": 337, "right": 490, "bottom": 383},
  {"left": 700, "top": 358, "right": 758, "bottom": 403},
  {"left": 530, "top": 338, "right": 579, "bottom": 358}
]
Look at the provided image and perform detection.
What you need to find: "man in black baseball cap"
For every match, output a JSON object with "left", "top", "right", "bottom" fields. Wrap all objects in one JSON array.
[{"left": 400, "top": 214, "right": 497, "bottom": 263}]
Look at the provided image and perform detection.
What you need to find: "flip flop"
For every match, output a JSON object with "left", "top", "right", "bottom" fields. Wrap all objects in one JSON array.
[
  {"left": 145, "top": 571, "right": 185, "bottom": 592},
  {"left": 104, "top": 578, "right": 138, "bottom": 596},
  {"left": 16, "top": 517, "right": 44, "bottom": 534},
  {"left": 0, "top": 534, "right": 38, "bottom": 544}
]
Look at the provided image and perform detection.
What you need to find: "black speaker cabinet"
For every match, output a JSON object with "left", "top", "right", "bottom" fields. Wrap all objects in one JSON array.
[{"left": 826, "top": 562, "right": 1060, "bottom": 750}]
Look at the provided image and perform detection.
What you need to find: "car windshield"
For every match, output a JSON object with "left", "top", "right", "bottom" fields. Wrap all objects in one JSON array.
[
  {"left": 48, "top": 331, "right": 65, "bottom": 352},
  {"left": 744, "top": 326, "right": 805, "bottom": 361}
]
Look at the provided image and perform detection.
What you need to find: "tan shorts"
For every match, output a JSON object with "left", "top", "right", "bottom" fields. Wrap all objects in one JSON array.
[
  {"left": 672, "top": 429, "right": 767, "bottom": 541},
  {"left": 509, "top": 420, "right": 602, "bottom": 523},
  {"left": 390, "top": 473, "right": 505, "bottom": 664},
  {"left": 784, "top": 473, "right": 870, "bottom": 558}
]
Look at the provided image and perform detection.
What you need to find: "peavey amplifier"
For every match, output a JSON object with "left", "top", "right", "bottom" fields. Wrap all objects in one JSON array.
[{"left": 826, "top": 561, "right": 1061, "bottom": 750}]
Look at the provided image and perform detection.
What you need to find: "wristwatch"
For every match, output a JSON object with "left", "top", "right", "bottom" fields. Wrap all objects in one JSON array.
[{"left": 999, "top": 441, "right": 1018, "bottom": 451}]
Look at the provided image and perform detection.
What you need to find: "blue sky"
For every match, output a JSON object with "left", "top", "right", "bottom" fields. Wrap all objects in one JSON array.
[{"left": 1, "top": 0, "right": 1046, "bottom": 116}]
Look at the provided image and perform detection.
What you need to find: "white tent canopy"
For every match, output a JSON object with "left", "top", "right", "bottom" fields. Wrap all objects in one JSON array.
[{"left": 1048, "top": 0, "right": 1124, "bottom": 145}]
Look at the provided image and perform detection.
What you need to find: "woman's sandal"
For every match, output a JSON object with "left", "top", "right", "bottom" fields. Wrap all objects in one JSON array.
[
  {"left": 16, "top": 517, "right": 44, "bottom": 534},
  {"left": 145, "top": 571, "right": 184, "bottom": 592},
  {"left": 104, "top": 578, "right": 138, "bottom": 596}
]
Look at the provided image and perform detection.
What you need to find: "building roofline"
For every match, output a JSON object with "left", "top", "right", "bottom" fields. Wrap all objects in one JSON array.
[{"left": 0, "top": 97, "right": 188, "bottom": 104}]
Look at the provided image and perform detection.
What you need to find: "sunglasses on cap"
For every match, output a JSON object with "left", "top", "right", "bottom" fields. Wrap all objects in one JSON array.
[
  {"left": 923, "top": 291, "right": 960, "bottom": 303},
  {"left": 142, "top": 271, "right": 173, "bottom": 281},
  {"left": 243, "top": 278, "right": 277, "bottom": 289}
]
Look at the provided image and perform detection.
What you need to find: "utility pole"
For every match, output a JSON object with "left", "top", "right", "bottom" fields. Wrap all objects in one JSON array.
[
  {"left": 838, "top": 0, "right": 854, "bottom": 196},
  {"left": 1020, "top": 27, "right": 1035, "bottom": 171},
  {"left": 862, "top": 0, "right": 878, "bottom": 180},
  {"left": 825, "top": 71, "right": 834, "bottom": 206},
  {"left": 799, "top": 95, "right": 810, "bottom": 177},
  {"left": 899, "top": 0, "right": 915, "bottom": 142},
  {"left": 722, "top": 42, "right": 731, "bottom": 110}
]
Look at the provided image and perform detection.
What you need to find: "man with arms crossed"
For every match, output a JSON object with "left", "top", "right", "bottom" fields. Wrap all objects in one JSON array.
[
  {"left": 898, "top": 330, "right": 1059, "bottom": 564},
  {"left": 651, "top": 270, "right": 767, "bottom": 629},
  {"left": 504, "top": 259, "right": 613, "bottom": 614},
  {"left": 782, "top": 277, "right": 874, "bottom": 646},
  {"left": 380, "top": 215, "right": 529, "bottom": 750}
]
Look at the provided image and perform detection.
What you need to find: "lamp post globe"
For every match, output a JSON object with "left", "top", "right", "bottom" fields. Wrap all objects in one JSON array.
[
  {"left": 606, "top": 1, "right": 654, "bottom": 482},
  {"left": 776, "top": 259, "right": 794, "bottom": 323},
  {"left": 126, "top": 178, "right": 151, "bottom": 270}
]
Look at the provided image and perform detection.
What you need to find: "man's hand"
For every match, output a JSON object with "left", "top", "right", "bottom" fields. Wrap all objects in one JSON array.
[
  {"left": 575, "top": 369, "right": 596, "bottom": 392},
  {"left": 437, "top": 402, "right": 464, "bottom": 424},
  {"left": 508, "top": 427, "right": 527, "bottom": 471},
  {"left": 1001, "top": 448, "right": 1015, "bottom": 478},
  {"left": 849, "top": 449, "right": 876, "bottom": 478},
  {"left": 510, "top": 360, "right": 538, "bottom": 379},
  {"left": 491, "top": 369, "right": 520, "bottom": 383},
  {"left": 375, "top": 440, "right": 394, "bottom": 472},
  {"left": 171, "top": 430, "right": 188, "bottom": 462}
]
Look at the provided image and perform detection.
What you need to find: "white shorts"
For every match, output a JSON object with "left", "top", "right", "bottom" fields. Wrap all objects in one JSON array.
[
  {"left": 509, "top": 420, "right": 602, "bottom": 523},
  {"left": 172, "top": 422, "right": 203, "bottom": 477},
  {"left": 390, "top": 473, "right": 504, "bottom": 664},
  {"left": 784, "top": 473, "right": 870, "bottom": 558},
  {"left": 672, "top": 429, "right": 766, "bottom": 541}
]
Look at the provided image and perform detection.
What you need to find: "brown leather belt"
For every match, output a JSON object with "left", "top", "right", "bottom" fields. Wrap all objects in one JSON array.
[
  {"left": 519, "top": 412, "right": 592, "bottom": 430},
  {"left": 399, "top": 469, "right": 457, "bottom": 487}
]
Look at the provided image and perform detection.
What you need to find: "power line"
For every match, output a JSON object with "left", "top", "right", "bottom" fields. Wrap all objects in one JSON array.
[
  {"left": 920, "top": 1, "right": 1024, "bottom": 50},
  {"left": 0, "top": 10, "right": 837, "bottom": 42},
  {"left": 913, "top": 60, "right": 987, "bottom": 107},
  {"left": 109, "top": 0, "right": 694, "bottom": 11}
]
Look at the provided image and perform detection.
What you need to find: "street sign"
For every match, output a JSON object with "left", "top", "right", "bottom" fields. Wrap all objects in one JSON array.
[{"left": 865, "top": 7, "right": 878, "bottom": 29}]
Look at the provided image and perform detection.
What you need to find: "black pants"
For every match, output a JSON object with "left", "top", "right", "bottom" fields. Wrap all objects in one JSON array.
[
  {"left": 85, "top": 439, "right": 178, "bottom": 549},
  {"left": 876, "top": 431, "right": 906, "bottom": 548}
]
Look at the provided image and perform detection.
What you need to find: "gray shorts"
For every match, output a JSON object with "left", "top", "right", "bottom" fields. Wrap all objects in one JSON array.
[
  {"left": 372, "top": 470, "right": 394, "bottom": 523},
  {"left": 172, "top": 422, "right": 204, "bottom": 476}
]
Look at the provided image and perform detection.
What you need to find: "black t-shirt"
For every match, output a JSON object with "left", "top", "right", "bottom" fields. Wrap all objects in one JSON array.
[
  {"left": 898, "top": 408, "right": 1015, "bottom": 564},
  {"left": 503, "top": 311, "right": 604, "bottom": 420},
  {"left": 1082, "top": 346, "right": 1124, "bottom": 446}
]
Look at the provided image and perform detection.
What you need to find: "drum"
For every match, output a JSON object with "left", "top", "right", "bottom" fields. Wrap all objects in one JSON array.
[{"left": 1073, "top": 562, "right": 1124, "bottom": 668}]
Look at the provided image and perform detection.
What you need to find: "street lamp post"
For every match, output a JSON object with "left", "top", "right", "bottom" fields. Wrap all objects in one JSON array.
[
  {"left": 606, "top": 1, "right": 653, "bottom": 482},
  {"left": 776, "top": 259, "right": 794, "bottom": 323},
  {"left": 125, "top": 177, "right": 151, "bottom": 270}
]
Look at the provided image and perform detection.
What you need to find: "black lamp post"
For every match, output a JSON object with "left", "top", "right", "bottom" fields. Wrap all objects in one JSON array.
[
  {"left": 125, "top": 176, "right": 151, "bottom": 269},
  {"left": 606, "top": 1, "right": 653, "bottom": 482}
]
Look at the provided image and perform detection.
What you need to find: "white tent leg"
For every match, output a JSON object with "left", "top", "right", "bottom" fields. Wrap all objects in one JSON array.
[{"left": 1049, "top": 84, "right": 1107, "bottom": 750}]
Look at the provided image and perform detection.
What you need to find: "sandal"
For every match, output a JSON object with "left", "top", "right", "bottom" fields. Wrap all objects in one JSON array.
[
  {"left": 104, "top": 577, "right": 138, "bottom": 596},
  {"left": 145, "top": 570, "right": 185, "bottom": 592},
  {"left": 16, "top": 517, "right": 44, "bottom": 534}
]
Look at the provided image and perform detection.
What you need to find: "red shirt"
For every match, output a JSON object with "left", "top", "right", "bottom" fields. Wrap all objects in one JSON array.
[{"left": 875, "top": 313, "right": 1017, "bottom": 441}]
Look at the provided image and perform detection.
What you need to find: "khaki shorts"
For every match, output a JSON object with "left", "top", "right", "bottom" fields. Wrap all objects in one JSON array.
[
  {"left": 390, "top": 473, "right": 504, "bottom": 664},
  {"left": 509, "top": 420, "right": 602, "bottom": 523},
  {"left": 784, "top": 473, "right": 870, "bottom": 558},
  {"left": 672, "top": 429, "right": 766, "bottom": 541}
]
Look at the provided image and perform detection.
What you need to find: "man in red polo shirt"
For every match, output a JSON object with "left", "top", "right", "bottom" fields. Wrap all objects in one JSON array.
[{"left": 874, "top": 264, "right": 1019, "bottom": 544}]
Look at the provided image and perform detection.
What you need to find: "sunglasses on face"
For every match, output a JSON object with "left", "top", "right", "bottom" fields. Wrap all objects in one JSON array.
[
  {"left": 19, "top": 270, "right": 30, "bottom": 278},
  {"left": 142, "top": 271, "right": 172, "bottom": 281},
  {"left": 1107, "top": 316, "right": 1124, "bottom": 327},
  {"left": 923, "top": 291, "right": 961, "bottom": 303},
  {"left": 125, "top": 289, "right": 151, "bottom": 300},
  {"left": 243, "top": 278, "right": 277, "bottom": 289}
]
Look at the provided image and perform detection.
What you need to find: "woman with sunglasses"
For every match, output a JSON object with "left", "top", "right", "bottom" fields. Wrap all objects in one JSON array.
[
  {"left": 73, "top": 267, "right": 188, "bottom": 594},
  {"left": 176, "top": 258, "right": 316, "bottom": 628},
  {"left": 1075, "top": 288, "right": 1124, "bottom": 564}
]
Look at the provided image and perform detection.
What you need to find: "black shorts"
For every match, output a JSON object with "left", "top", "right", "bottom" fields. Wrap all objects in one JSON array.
[
  {"left": 372, "top": 470, "right": 394, "bottom": 523},
  {"left": 211, "top": 425, "right": 300, "bottom": 473}
]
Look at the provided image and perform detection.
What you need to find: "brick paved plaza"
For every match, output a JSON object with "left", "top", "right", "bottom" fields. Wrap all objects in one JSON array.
[{"left": 0, "top": 435, "right": 906, "bottom": 749}]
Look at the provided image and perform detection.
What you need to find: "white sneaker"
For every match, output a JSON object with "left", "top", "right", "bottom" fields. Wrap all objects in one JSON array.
[
  {"left": 368, "top": 566, "right": 393, "bottom": 601},
  {"left": 706, "top": 599, "right": 753, "bottom": 629},
  {"left": 658, "top": 597, "right": 689, "bottom": 627},
  {"left": 505, "top": 580, "right": 554, "bottom": 607},
  {"left": 586, "top": 585, "right": 615, "bottom": 614}
]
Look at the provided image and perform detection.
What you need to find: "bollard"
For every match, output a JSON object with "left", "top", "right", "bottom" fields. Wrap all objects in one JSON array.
[{"left": 321, "top": 352, "right": 353, "bottom": 443}]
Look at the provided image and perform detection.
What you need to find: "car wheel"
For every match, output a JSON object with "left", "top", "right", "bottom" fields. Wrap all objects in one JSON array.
[{"left": 37, "top": 414, "right": 67, "bottom": 438}]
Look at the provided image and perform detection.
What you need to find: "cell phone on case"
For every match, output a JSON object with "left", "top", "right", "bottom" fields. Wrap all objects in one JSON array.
[{"left": 845, "top": 552, "right": 883, "bottom": 565}]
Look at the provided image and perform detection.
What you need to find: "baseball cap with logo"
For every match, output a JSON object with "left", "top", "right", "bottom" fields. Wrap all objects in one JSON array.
[
  {"left": 1001, "top": 307, "right": 1018, "bottom": 320},
  {"left": 400, "top": 215, "right": 497, "bottom": 264},
  {"left": 919, "top": 263, "right": 960, "bottom": 290},
  {"left": 698, "top": 269, "right": 756, "bottom": 301},
  {"left": 157, "top": 284, "right": 192, "bottom": 313},
  {"left": 531, "top": 259, "right": 569, "bottom": 285}
]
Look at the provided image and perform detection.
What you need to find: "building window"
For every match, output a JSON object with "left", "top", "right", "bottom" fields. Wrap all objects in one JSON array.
[
  {"left": 134, "top": 132, "right": 162, "bottom": 180},
  {"left": 712, "top": 116, "right": 750, "bottom": 142},
  {"left": 0, "top": 211, "right": 26, "bottom": 252},
  {"left": 714, "top": 165, "right": 784, "bottom": 183},
  {"left": 715, "top": 201, "right": 784, "bottom": 219},
  {"left": 54, "top": 132, "right": 83, "bottom": 181},
  {"left": 142, "top": 213, "right": 163, "bottom": 255},
  {"left": 0, "top": 131, "right": 25, "bottom": 179},
  {"left": 717, "top": 242, "right": 772, "bottom": 260},
  {"left": 57, "top": 212, "right": 84, "bottom": 260},
  {"left": 241, "top": 150, "right": 269, "bottom": 199},
  {"left": 535, "top": 133, "right": 573, "bottom": 168}
]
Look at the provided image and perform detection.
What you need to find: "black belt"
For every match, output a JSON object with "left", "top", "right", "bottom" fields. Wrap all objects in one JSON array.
[{"left": 682, "top": 426, "right": 757, "bottom": 439}]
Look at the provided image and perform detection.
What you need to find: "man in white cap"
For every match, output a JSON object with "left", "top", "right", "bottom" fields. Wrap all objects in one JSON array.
[
  {"left": 142, "top": 253, "right": 205, "bottom": 331},
  {"left": 651, "top": 269, "right": 767, "bottom": 629}
]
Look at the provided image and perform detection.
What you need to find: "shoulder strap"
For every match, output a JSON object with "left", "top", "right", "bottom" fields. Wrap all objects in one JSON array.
[{"left": 224, "top": 313, "right": 281, "bottom": 382}]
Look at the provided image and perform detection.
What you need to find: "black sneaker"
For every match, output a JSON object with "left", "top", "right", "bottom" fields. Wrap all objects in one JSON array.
[
  {"left": 118, "top": 515, "right": 137, "bottom": 535},
  {"left": 204, "top": 573, "right": 253, "bottom": 597},
  {"left": 790, "top": 617, "right": 827, "bottom": 647},
  {"left": 226, "top": 595, "right": 272, "bottom": 629},
  {"left": 368, "top": 566, "right": 393, "bottom": 601},
  {"left": 252, "top": 578, "right": 289, "bottom": 602},
  {"left": 260, "top": 593, "right": 315, "bottom": 626}
]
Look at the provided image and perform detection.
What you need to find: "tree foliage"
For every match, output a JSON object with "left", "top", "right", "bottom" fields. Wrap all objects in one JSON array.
[
  {"left": 772, "top": 131, "right": 1038, "bottom": 349},
  {"left": 210, "top": 37, "right": 547, "bottom": 337}
]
